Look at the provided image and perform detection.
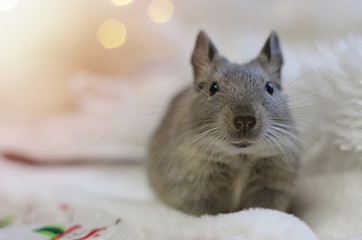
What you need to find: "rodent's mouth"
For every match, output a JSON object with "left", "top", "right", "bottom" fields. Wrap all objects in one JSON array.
[{"left": 231, "top": 142, "right": 252, "bottom": 148}]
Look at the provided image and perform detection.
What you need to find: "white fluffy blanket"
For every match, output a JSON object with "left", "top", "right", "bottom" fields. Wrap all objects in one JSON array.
[{"left": 1, "top": 193, "right": 317, "bottom": 240}]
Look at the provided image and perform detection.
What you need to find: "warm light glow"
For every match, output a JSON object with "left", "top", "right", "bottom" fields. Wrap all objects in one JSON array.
[
  {"left": 147, "top": 0, "right": 173, "bottom": 24},
  {"left": 97, "top": 19, "right": 127, "bottom": 49},
  {"left": 110, "top": 0, "right": 133, "bottom": 6},
  {"left": 0, "top": 0, "right": 18, "bottom": 11}
]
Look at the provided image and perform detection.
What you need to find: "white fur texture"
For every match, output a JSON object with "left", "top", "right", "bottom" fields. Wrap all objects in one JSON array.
[
  {"left": 0, "top": 192, "right": 318, "bottom": 240},
  {"left": 289, "top": 37, "right": 362, "bottom": 240}
]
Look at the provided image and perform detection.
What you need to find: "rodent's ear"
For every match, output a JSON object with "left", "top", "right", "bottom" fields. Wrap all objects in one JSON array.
[
  {"left": 257, "top": 31, "right": 283, "bottom": 82},
  {"left": 191, "top": 31, "right": 218, "bottom": 85}
]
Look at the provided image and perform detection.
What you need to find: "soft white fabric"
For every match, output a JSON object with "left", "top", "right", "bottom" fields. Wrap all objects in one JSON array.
[{"left": 0, "top": 160, "right": 317, "bottom": 240}]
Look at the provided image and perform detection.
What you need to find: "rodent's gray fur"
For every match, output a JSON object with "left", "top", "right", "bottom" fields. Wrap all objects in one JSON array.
[{"left": 147, "top": 31, "right": 300, "bottom": 216}]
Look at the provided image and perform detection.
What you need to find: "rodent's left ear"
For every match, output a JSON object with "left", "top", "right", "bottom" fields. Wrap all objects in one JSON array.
[
  {"left": 257, "top": 31, "right": 283, "bottom": 80},
  {"left": 191, "top": 31, "right": 219, "bottom": 81}
]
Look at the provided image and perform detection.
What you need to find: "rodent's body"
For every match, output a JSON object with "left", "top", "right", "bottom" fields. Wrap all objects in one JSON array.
[{"left": 147, "top": 31, "right": 300, "bottom": 216}]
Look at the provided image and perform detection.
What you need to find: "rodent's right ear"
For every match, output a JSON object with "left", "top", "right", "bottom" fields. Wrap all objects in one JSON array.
[
  {"left": 191, "top": 31, "right": 218, "bottom": 86},
  {"left": 256, "top": 31, "right": 283, "bottom": 83}
]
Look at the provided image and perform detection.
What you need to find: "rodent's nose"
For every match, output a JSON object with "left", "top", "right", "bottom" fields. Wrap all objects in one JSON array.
[{"left": 234, "top": 116, "right": 256, "bottom": 131}]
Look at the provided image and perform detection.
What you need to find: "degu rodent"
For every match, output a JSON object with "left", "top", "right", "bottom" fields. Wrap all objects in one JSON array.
[{"left": 147, "top": 31, "right": 300, "bottom": 216}]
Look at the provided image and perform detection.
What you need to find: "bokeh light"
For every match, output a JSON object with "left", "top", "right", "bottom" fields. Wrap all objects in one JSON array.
[
  {"left": 110, "top": 0, "right": 133, "bottom": 7},
  {"left": 147, "top": 0, "right": 173, "bottom": 24},
  {"left": 97, "top": 19, "right": 127, "bottom": 49},
  {"left": 0, "top": 0, "right": 18, "bottom": 11}
]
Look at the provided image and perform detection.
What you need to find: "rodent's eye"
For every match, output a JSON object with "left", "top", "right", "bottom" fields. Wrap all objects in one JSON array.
[
  {"left": 209, "top": 81, "right": 219, "bottom": 96},
  {"left": 265, "top": 81, "right": 274, "bottom": 95}
]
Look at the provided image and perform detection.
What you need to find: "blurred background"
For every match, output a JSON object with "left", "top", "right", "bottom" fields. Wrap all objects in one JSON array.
[{"left": 0, "top": 0, "right": 362, "bottom": 162}]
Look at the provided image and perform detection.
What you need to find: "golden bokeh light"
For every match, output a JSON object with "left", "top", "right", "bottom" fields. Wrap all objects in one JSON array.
[
  {"left": 110, "top": 0, "right": 133, "bottom": 7},
  {"left": 147, "top": 0, "right": 173, "bottom": 24},
  {"left": 97, "top": 19, "right": 127, "bottom": 49},
  {"left": 0, "top": 0, "right": 18, "bottom": 11}
]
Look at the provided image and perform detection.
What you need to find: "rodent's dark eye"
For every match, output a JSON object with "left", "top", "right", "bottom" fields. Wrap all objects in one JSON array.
[
  {"left": 209, "top": 81, "right": 219, "bottom": 96},
  {"left": 265, "top": 81, "right": 274, "bottom": 95}
]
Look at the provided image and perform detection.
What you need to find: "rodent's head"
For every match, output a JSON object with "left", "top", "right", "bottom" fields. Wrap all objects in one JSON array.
[{"left": 188, "top": 31, "right": 295, "bottom": 156}]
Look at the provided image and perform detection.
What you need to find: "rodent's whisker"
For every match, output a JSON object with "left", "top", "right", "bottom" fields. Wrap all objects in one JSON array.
[
  {"left": 192, "top": 84, "right": 211, "bottom": 98},
  {"left": 177, "top": 127, "right": 221, "bottom": 150},
  {"left": 255, "top": 136, "right": 269, "bottom": 156},
  {"left": 266, "top": 128, "right": 302, "bottom": 159},
  {"left": 268, "top": 123, "right": 297, "bottom": 138},
  {"left": 281, "top": 58, "right": 336, "bottom": 94},
  {"left": 198, "top": 100, "right": 220, "bottom": 111},
  {"left": 268, "top": 121, "right": 317, "bottom": 142},
  {"left": 264, "top": 133, "right": 289, "bottom": 161},
  {"left": 271, "top": 133, "right": 301, "bottom": 162},
  {"left": 268, "top": 121, "right": 299, "bottom": 132}
]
